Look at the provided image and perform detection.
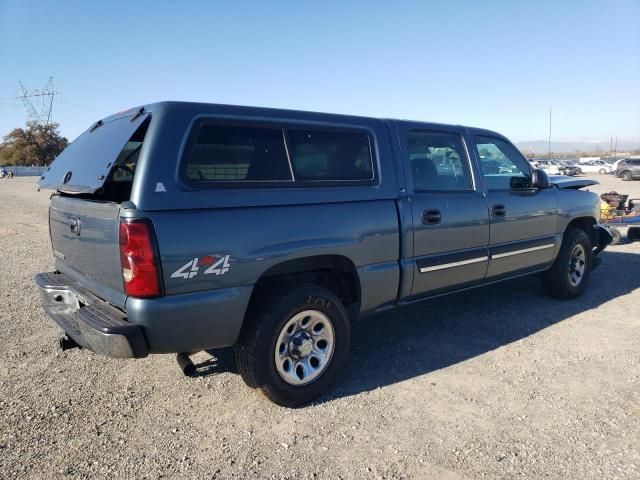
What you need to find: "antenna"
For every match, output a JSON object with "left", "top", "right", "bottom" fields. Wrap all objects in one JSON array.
[
  {"left": 15, "top": 77, "right": 59, "bottom": 124},
  {"left": 548, "top": 107, "right": 552, "bottom": 160}
]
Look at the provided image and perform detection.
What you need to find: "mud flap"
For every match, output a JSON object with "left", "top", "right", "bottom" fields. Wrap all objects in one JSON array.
[{"left": 591, "top": 225, "right": 614, "bottom": 270}]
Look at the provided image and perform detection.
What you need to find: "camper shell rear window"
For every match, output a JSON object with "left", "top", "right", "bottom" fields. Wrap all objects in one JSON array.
[
  {"left": 180, "top": 119, "right": 376, "bottom": 187},
  {"left": 37, "top": 110, "right": 150, "bottom": 195}
]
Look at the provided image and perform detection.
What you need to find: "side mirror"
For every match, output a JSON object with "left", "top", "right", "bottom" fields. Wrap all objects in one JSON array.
[{"left": 532, "top": 168, "right": 551, "bottom": 189}]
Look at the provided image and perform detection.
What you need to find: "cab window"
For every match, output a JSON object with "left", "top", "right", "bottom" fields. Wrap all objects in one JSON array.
[
  {"left": 475, "top": 136, "right": 531, "bottom": 190},
  {"left": 407, "top": 130, "right": 474, "bottom": 191}
]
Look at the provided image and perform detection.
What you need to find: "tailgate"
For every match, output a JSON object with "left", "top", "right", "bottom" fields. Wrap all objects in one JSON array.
[{"left": 50, "top": 195, "right": 125, "bottom": 308}]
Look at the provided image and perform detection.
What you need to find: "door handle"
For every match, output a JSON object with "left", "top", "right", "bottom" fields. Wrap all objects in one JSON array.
[
  {"left": 422, "top": 209, "right": 442, "bottom": 225},
  {"left": 492, "top": 204, "right": 507, "bottom": 217}
]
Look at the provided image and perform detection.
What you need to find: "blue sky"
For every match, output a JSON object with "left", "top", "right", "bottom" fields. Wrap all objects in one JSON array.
[{"left": 1, "top": 0, "right": 638, "bottom": 145}]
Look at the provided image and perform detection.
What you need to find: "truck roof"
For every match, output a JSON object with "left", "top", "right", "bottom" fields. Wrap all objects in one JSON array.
[{"left": 105, "top": 101, "right": 504, "bottom": 139}]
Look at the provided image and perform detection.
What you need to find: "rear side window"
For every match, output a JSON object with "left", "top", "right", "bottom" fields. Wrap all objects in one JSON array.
[
  {"left": 288, "top": 129, "right": 374, "bottom": 182},
  {"left": 182, "top": 122, "right": 376, "bottom": 186},
  {"left": 184, "top": 124, "right": 292, "bottom": 182},
  {"left": 407, "top": 130, "right": 474, "bottom": 191}
]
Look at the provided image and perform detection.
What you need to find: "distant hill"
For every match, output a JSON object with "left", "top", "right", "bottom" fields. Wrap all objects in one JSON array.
[{"left": 516, "top": 140, "right": 640, "bottom": 155}]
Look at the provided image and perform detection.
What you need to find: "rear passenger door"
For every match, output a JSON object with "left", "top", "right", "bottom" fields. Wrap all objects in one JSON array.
[{"left": 398, "top": 124, "right": 490, "bottom": 298}]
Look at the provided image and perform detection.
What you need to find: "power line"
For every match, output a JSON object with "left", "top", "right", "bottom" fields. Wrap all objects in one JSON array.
[
  {"left": 15, "top": 77, "right": 59, "bottom": 124},
  {"left": 58, "top": 100, "right": 100, "bottom": 112}
]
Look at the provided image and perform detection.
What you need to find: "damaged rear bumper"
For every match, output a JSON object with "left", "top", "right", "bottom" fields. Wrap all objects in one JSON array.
[{"left": 35, "top": 272, "right": 148, "bottom": 358}]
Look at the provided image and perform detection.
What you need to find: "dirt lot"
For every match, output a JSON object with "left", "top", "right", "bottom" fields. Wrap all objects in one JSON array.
[{"left": 0, "top": 175, "right": 639, "bottom": 479}]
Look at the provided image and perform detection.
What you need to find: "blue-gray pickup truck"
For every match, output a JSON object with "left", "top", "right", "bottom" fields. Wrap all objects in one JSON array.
[{"left": 35, "top": 102, "right": 612, "bottom": 406}]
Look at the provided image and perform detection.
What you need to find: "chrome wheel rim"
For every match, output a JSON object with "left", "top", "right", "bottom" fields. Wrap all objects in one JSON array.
[
  {"left": 568, "top": 244, "right": 587, "bottom": 287},
  {"left": 274, "top": 310, "right": 335, "bottom": 386}
]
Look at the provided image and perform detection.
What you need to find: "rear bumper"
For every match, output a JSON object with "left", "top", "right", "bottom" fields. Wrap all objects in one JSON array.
[
  {"left": 36, "top": 271, "right": 253, "bottom": 357},
  {"left": 35, "top": 272, "right": 148, "bottom": 358}
]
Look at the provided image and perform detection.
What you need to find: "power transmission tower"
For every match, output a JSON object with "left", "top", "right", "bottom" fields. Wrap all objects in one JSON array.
[{"left": 15, "top": 77, "right": 59, "bottom": 125}]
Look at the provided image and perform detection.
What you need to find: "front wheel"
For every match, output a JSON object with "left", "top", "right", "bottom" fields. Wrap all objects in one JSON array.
[
  {"left": 541, "top": 228, "right": 592, "bottom": 299},
  {"left": 599, "top": 168, "right": 607, "bottom": 174},
  {"left": 621, "top": 171, "right": 633, "bottom": 181},
  {"left": 235, "top": 284, "right": 350, "bottom": 407}
]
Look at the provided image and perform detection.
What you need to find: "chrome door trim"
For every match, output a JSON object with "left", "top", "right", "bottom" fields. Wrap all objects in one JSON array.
[{"left": 419, "top": 256, "right": 489, "bottom": 273}]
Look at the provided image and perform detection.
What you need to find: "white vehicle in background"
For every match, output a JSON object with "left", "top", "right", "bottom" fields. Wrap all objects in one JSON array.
[
  {"left": 579, "top": 160, "right": 614, "bottom": 174},
  {"left": 533, "top": 159, "right": 562, "bottom": 175}
]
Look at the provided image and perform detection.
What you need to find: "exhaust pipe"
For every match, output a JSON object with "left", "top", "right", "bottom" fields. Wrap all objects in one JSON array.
[
  {"left": 176, "top": 352, "right": 196, "bottom": 377},
  {"left": 59, "top": 335, "right": 81, "bottom": 351}
]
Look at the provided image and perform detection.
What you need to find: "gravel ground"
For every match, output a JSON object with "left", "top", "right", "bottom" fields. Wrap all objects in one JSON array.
[{"left": 0, "top": 175, "right": 639, "bottom": 480}]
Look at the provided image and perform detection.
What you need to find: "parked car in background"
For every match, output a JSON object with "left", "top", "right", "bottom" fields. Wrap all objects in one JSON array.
[
  {"left": 579, "top": 160, "right": 614, "bottom": 174},
  {"left": 615, "top": 158, "right": 640, "bottom": 181},
  {"left": 558, "top": 160, "right": 582, "bottom": 176},
  {"left": 611, "top": 159, "right": 625, "bottom": 171},
  {"left": 534, "top": 159, "right": 562, "bottom": 175}
]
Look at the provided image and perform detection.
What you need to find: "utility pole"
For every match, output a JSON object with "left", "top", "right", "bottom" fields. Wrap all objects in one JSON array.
[
  {"left": 610, "top": 137, "right": 613, "bottom": 159},
  {"left": 548, "top": 107, "right": 552, "bottom": 160},
  {"left": 15, "top": 77, "right": 59, "bottom": 125}
]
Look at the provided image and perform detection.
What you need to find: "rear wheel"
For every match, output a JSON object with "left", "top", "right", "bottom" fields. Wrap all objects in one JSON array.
[
  {"left": 541, "top": 228, "right": 592, "bottom": 299},
  {"left": 235, "top": 284, "right": 350, "bottom": 407},
  {"left": 621, "top": 171, "right": 633, "bottom": 181}
]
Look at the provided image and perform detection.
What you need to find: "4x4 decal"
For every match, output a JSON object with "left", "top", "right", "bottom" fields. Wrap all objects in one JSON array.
[{"left": 171, "top": 255, "right": 231, "bottom": 279}]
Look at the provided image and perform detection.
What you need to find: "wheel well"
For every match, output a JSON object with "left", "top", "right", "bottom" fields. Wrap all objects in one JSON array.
[
  {"left": 246, "top": 255, "right": 361, "bottom": 318},
  {"left": 565, "top": 217, "right": 597, "bottom": 245}
]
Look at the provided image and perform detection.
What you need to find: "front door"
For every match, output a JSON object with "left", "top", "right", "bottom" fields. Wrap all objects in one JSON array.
[
  {"left": 472, "top": 134, "right": 558, "bottom": 279},
  {"left": 400, "top": 126, "right": 490, "bottom": 298}
]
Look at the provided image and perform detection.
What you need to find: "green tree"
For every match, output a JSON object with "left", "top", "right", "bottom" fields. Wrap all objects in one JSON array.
[{"left": 1, "top": 122, "right": 68, "bottom": 166}]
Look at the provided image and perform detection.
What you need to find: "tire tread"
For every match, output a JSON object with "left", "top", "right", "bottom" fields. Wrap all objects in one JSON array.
[
  {"left": 235, "top": 284, "right": 350, "bottom": 407},
  {"left": 541, "top": 228, "right": 592, "bottom": 300}
]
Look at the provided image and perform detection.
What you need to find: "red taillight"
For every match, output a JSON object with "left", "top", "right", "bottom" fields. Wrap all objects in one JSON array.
[{"left": 119, "top": 219, "right": 162, "bottom": 298}]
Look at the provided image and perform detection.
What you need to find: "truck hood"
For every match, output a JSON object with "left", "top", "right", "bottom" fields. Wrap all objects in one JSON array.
[
  {"left": 550, "top": 176, "right": 599, "bottom": 190},
  {"left": 38, "top": 109, "right": 149, "bottom": 194}
]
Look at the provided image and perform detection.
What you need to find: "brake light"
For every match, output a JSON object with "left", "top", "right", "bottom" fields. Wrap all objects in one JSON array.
[{"left": 119, "top": 219, "right": 162, "bottom": 298}]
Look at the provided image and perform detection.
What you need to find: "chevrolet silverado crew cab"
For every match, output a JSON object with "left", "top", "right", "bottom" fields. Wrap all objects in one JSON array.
[{"left": 36, "top": 102, "right": 612, "bottom": 407}]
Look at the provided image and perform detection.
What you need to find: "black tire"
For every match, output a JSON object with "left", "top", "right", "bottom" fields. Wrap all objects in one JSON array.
[
  {"left": 541, "top": 228, "right": 592, "bottom": 299},
  {"left": 235, "top": 284, "right": 350, "bottom": 407},
  {"left": 628, "top": 227, "right": 640, "bottom": 243},
  {"left": 599, "top": 168, "right": 606, "bottom": 174},
  {"left": 610, "top": 228, "right": 622, "bottom": 245},
  {"left": 621, "top": 171, "right": 633, "bottom": 181}
]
